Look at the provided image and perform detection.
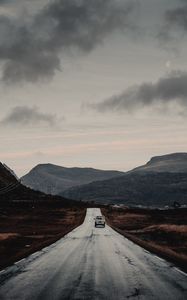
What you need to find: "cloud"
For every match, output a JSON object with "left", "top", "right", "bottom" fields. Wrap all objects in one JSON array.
[
  {"left": 91, "top": 70, "right": 187, "bottom": 113},
  {"left": 0, "top": 0, "right": 135, "bottom": 83},
  {"left": 165, "top": 1, "right": 187, "bottom": 31},
  {"left": 160, "top": 0, "right": 187, "bottom": 41},
  {"left": 1, "top": 106, "right": 57, "bottom": 126}
]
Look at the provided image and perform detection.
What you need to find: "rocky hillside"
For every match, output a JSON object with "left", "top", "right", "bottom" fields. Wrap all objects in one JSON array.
[
  {"left": 62, "top": 172, "right": 187, "bottom": 207},
  {"left": 0, "top": 162, "right": 77, "bottom": 205},
  {"left": 21, "top": 164, "right": 124, "bottom": 195},
  {"left": 62, "top": 153, "right": 187, "bottom": 207},
  {"left": 0, "top": 163, "right": 18, "bottom": 188},
  {"left": 129, "top": 153, "right": 187, "bottom": 173}
]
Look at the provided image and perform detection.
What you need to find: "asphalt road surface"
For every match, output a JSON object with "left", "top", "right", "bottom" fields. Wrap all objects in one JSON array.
[{"left": 0, "top": 208, "right": 186, "bottom": 300}]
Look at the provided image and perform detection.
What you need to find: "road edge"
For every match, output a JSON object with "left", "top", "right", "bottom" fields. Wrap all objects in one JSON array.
[{"left": 104, "top": 220, "right": 187, "bottom": 274}]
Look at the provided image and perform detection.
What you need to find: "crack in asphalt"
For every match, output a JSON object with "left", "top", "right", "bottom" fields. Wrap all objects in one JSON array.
[{"left": 126, "top": 288, "right": 141, "bottom": 299}]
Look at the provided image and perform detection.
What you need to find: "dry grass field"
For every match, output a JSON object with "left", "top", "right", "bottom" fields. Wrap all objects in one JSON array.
[
  {"left": 102, "top": 207, "right": 187, "bottom": 272},
  {"left": 0, "top": 203, "right": 86, "bottom": 270}
]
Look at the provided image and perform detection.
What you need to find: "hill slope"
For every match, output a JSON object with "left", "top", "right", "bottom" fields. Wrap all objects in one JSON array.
[
  {"left": 62, "top": 153, "right": 187, "bottom": 207},
  {"left": 0, "top": 162, "right": 77, "bottom": 205},
  {"left": 62, "top": 172, "right": 187, "bottom": 207},
  {"left": 0, "top": 163, "right": 18, "bottom": 188},
  {"left": 130, "top": 153, "right": 187, "bottom": 173},
  {"left": 21, "top": 164, "right": 124, "bottom": 195}
]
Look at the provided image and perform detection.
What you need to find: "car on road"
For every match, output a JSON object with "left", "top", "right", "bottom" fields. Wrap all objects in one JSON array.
[{"left": 95, "top": 215, "right": 105, "bottom": 227}]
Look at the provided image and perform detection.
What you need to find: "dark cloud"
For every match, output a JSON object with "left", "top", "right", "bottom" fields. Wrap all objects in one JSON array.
[
  {"left": 165, "top": 1, "right": 187, "bottom": 31},
  {"left": 160, "top": 0, "right": 187, "bottom": 40},
  {"left": 92, "top": 70, "right": 187, "bottom": 113},
  {"left": 1, "top": 106, "right": 57, "bottom": 126},
  {"left": 0, "top": 0, "right": 135, "bottom": 83},
  {"left": 0, "top": 0, "right": 39, "bottom": 5}
]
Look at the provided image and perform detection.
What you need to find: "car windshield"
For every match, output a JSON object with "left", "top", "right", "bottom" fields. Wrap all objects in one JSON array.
[{"left": 96, "top": 216, "right": 103, "bottom": 219}]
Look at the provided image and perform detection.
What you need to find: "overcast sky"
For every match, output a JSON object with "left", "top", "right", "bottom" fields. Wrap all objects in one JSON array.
[{"left": 0, "top": 0, "right": 187, "bottom": 176}]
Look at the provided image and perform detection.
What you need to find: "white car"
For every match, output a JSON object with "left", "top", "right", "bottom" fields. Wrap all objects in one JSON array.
[{"left": 95, "top": 216, "right": 105, "bottom": 227}]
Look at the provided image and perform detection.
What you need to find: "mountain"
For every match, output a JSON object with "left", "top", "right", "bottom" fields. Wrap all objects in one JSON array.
[
  {"left": 62, "top": 172, "right": 187, "bottom": 207},
  {"left": 21, "top": 164, "right": 124, "bottom": 195},
  {"left": 0, "top": 162, "right": 18, "bottom": 189},
  {"left": 62, "top": 153, "right": 187, "bottom": 207},
  {"left": 2, "top": 163, "right": 19, "bottom": 181},
  {"left": 0, "top": 162, "right": 77, "bottom": 205},
  {"left": 129, "top": 153, "right": 187, "bottom": 174}
]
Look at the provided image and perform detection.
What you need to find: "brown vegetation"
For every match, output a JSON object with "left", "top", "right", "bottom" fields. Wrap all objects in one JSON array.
[
  {"left": 102, "top": 207, "right": 187, "bottom": 272},
  {"left": 0, "top": 202, "right": 86, "bottom": 270}
]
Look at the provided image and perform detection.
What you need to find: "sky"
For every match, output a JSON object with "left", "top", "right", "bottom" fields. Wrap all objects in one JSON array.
[{"left": 0, "top": 0, "right": 187, "bottom": 176}]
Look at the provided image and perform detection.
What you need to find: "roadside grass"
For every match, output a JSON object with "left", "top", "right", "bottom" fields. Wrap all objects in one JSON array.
[
  {"left": 102, "top": 207, "right": 187, "bottom": 272},
  {"left": 0, "top": 205, "right": 86, "bottom": 270}
]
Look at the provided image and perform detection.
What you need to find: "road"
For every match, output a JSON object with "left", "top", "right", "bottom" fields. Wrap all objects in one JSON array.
[{"left": 0, "top": 208, "right": 186, "bottom": 300}]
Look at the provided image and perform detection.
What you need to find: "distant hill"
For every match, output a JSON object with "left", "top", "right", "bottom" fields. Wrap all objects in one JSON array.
[
  {"left": 0, "top": 162, "right": 77, "bottom": 205},
  {"left": 62, "top": 172, "right": 187, "bottom": 207},
  {"left": 62, "top": 153, "right": 187, "bottom": 207},
  {"left": 129, "top": 153, "right": 187, "bottom": 174},
  {"left": 5, "top": 152, "right": 187, "bottom": 207},
  {"left": 21, "top": 164, "right": 124, "bottom": 195}
]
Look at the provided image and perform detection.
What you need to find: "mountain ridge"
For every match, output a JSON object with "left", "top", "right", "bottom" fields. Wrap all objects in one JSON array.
[
  {"left": 129, "top": 152, "right": 187, "bottom": 174},
  {"left": 62, "top": 171, "right": 187, "bottom": 207},
  {"left": 21, "top": 163, "right": 124, "bottom": 195},
  {"left": 0, "top": 162, "right": 78, "bottom": 205},
  {"left": 61, "top": 153, "right": 187, "bottom": 207}
]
